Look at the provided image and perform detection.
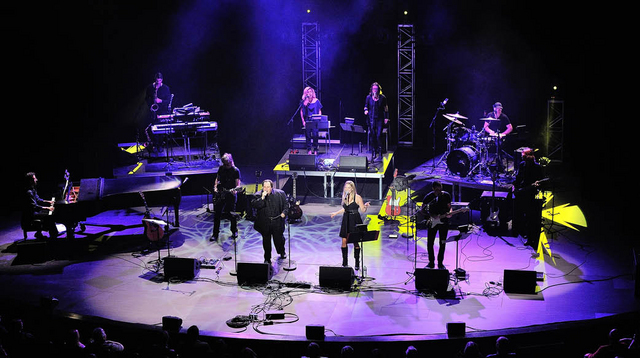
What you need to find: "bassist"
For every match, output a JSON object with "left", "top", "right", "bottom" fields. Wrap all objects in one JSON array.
[
  {"left": 421, "top": 181, "right": 452, "bottom": 269},
  {"left": 211, "top": 153, "right": 242, "bottom": 242}
]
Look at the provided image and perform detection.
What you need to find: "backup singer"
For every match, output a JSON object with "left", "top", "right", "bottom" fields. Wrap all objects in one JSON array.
[
  {"left": 22, "top": 172, "right": 57, "bottom": 239},
  {"left": 211, "top": 153, "right": 241, "bottom": 242},
  {"left": 330, "top": 181, "right": 370, "bottom": 269},
  {"left": 300, "top": 87, "right": 323, "bottom": 155},
  {"left": 252, "top": 179, "right": 289, "bottom": 264},
  {"left": 421, "top": 181, "right": 452, "bottom": 269},
  {"left": 512, "top": 148, "right": 544, "bottom": 249},
  {"left": 364, "top": 82, "right": 389, "bottom": 161}
]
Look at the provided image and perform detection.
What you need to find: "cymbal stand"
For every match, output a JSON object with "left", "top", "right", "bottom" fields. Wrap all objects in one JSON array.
[
  {"left": 433, "top": 122, "right": 455, "bottom": 170},
  {"left": 429, "top": 100, "right": 447, "bottom": 173}
]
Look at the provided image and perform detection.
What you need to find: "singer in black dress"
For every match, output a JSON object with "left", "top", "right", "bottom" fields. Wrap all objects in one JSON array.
[{"left": 330, "top": 181, "right": 370, "bottom": 269}]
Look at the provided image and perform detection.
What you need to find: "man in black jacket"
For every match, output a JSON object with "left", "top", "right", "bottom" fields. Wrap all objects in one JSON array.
[{"left": 252, "top": 179, "right": 289, "bottom": 264}]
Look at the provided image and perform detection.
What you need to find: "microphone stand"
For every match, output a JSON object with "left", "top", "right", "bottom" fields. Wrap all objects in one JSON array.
[
  {"left": 282, "top": 204, "right": 296, "bottom": 271},
  {"left": 429, "top": 100, "right": 447, "bottom": 173},
  {"left": 288, "top": 100, "right": 306, "bottom": 153}
]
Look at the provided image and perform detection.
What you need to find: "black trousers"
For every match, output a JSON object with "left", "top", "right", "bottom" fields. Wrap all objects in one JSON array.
[
  {"left": 213, "top": 191, "right": 237, "bottom": 236},
  {"left": 261, "top": 218, "right": 286, "bottom": 261},
  {"left": 427, "top": 223, "right": 448, "bottom": 265},
  {"left": 369, "top": 119, "right": 384, "bottom": 153}
]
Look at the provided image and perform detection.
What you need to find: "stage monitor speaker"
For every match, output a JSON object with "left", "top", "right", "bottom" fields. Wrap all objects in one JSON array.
[
  {"left": 447, "top": 322, "right": 466, "bottom": 337},
  {"left": 16, "top": 240, "right": 50, "bottom": 262},
  {"left": 164, "top": 257, "right": 200, "bottom": 280},
  {"left": 318, "top": 266, "right": 354, "bottom": 290},
  {"left": 162, "top": 316, "right": 182, "bottom": 333},
  {"left": 503, "top": 269, "right": 537, "bottom": 294},
  {"left": 289, "top": 154, "right": 317, "bottom": 170},
  {"left": 339, "top": 156, "right": 368, "bottom": 172},
  {"left": 305, "top": 325, "right": 325, "bottom": 340},
  {"left": 237, "top": 262, "right": 271, "bottom": 286},
  {"left": 415, "top": 268, "right": 450, "bottom": 295}
]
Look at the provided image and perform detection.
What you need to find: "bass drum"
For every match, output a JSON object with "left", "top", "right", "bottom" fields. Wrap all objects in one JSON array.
[{"left": 446, "top": 146, "right": 478, "bottom": 177}]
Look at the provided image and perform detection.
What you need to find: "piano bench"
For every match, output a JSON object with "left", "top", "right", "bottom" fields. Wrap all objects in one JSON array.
[{"left": 21, "top": 219, "right": 43, "bottom": 240}]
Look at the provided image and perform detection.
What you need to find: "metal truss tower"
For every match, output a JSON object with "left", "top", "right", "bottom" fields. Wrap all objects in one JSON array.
[
  {"left": 302, "top": 23, "right": 321, "bottom": 100},
  {"left": 545, "top": 99, "right": 564, "bottom": 163},
  {"left": 397, "top": 24, "right": 415, "bottom": 147}
]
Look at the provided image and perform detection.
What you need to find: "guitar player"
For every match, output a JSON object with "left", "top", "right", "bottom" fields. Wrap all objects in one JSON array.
[
  {"left": 421, "top": 181, "right": 452, "bottom": 270},
  {"left": 211, "top": 153, "right": 242, "bottom": 242}
]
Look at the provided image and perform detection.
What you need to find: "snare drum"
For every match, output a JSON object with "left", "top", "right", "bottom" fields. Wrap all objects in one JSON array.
[{"left": 446, "top": 146, "right": 478, "bottom": 177}]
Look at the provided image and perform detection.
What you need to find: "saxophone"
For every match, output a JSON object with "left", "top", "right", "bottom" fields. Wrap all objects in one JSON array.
[{"left": 150, "top": 83, "right": 159, "bottom": 112}]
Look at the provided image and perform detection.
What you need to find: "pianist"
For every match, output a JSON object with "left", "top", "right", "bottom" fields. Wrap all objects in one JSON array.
[
  {"left": 22, "top": 172, "right": 57, "bottom": 239},
  {"left": 211, "top": 153, "right": 241, "bottom": 241}
]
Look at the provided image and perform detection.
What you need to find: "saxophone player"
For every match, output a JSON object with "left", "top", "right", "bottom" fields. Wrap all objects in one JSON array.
[{"left": 145, "top": 72, "right": 172, "bottom": 117}]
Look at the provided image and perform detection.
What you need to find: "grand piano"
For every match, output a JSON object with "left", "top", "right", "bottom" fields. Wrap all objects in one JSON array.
[{"left": 53, "top": 175, "right": 183, "bottom": 238}]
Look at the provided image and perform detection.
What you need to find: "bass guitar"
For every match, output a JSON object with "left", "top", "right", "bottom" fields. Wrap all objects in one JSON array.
[
  {"left": 288, "top": 172, "right": 303, "bottom": 222},
  {"left": 427, "top": 207, "right": 470, "bottom": 228},
  {"left": 139, "top": 191, "right": 164, "bottom": 241}
]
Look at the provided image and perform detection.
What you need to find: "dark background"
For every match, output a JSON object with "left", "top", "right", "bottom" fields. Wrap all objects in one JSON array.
[{"left": 3, "top": 1, "right": 628, "bottom": 231}]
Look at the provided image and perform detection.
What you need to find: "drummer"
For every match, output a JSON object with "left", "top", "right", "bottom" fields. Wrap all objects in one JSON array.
[{"left": 483, "top": 102, "right": 512, "bottom": 138}]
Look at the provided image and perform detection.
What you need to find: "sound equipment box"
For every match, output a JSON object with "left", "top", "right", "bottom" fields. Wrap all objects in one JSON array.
[
  {"left": 503, "top": 269, "right": 537, "bottom": 294},
  {"left": 305, "top": 324, "right": 325, "bottom": 340},
  {"left": 415, "top": 268, "right": 450, "bottom": 295},
  {"left": 164, "top": 257, "right": 200, "bottom": 280},
  {"left": 318, "top": 266, "right": 354, "bottom": 290},
  {"left": 289, "top": 154, "right": 317, "bottom": 170},
  {"left": 339, "top": 156, "right": 368, "bottom": 172},
  {"left": 237, "top": 262, "right": 271, "bottom": 285},
  {"left": 162, "top": 316, "right": 183, "bottom": 332},
  {"left": 447, "top": 322, "right": 466, "bottom": 337}
]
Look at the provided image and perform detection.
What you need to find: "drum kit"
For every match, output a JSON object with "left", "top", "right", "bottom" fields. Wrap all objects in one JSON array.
[{"left": 437, "top": 113, "right": 507, "bottom": 178}]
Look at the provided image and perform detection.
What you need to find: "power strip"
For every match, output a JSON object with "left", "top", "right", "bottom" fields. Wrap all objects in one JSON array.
[
  {"left": 199, "top": 258, "right": 219, "bottom": 269},
  {"left": 282, "top": 281, "right": 312, "bottom": 289}
]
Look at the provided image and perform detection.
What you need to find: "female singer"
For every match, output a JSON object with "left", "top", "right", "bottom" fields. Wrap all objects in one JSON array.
[
  {"left": 330, "top": 181, "right": 370, "bottom": 269},
  {"left": 299, "top": 87, "right": 323, "bottom": 155}
]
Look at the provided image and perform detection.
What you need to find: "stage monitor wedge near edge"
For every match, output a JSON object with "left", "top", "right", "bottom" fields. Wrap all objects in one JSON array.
[
  {"left": 319, "top": 266, "right": 354, "bottom": 291},
  {"left": 164, "top": 257, "right": 200, "bottom": 280},
  {"left": 503, "top": 269, "right": 537, "bottom": 294},
  {"left": 415, "top": 268, "right": 450, "bottom": 296},
  {"left": 289, "top": 154, "right": 317, "bottom": 171},
  {"left": 237, "top": 262, "right": 271, "bottom": 286},
  {"left": 339, "top": 156, "right": 368, "bottom": 172}
]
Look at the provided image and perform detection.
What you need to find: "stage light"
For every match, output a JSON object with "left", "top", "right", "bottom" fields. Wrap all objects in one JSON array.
[
  {"left": 307, "top": 9, "right": 311, "bottom": 14},
  {"left": 553, "top": 85, "right": 558, "bottom": 91},
  {"left": 403, "top": 10, "right": 408, "bottom": 15}
]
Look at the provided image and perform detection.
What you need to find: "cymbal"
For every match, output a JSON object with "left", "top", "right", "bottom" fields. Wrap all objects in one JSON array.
[
  {"left": 479, "top": 117, "right": 499, "bottom": 121},
  {"left": 443, "top": 114, "right": 463, "bottom": 125},
  {"left": 446, "top": 113, "right": 468, "bottom": 119}
]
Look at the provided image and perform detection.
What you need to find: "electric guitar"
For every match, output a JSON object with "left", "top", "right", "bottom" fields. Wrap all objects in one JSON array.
[
  {"left": 427, "top": 207, "right": 469, "bottom": 228},
  {"left": 288, "top": 172, "right": 303, "bottom": 222},
  {"left": 139, "top": 191, "right": 164, "bottom": 241},
  {"left": 385, "top": 169, "right": 401, "bottom": 216},
  {"left": 213, "top": 185, "right": 246, "bottom": 204}
]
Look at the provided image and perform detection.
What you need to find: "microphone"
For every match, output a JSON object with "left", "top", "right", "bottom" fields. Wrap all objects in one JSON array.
[{"left": 440, "top": 98, "right": 448, "bottom": 106}]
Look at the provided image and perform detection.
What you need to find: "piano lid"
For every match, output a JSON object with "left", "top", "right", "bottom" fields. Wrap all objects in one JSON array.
[{"left": 77, "top": 176, "right": 182, "bottom": 201}]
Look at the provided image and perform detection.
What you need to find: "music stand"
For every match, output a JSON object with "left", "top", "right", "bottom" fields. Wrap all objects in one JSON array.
[
  {"left": 340, "top": 122, "right": 367, "bottom": 155},
  {"left": 347, "top": 226, "right": 380, "bottom": 281},
  {"left": 446, "top": 224, "right": 475, "bottom": 281}
]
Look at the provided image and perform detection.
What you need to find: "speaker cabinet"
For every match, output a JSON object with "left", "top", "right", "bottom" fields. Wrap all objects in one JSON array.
[
  {"left": 289, "top": 154, "right": 317, "bottom": 170},
  {"left": 16, "top": 240, "right": 50, "bottom": 262},
  {"left": 415, "top": 268, "right": 450, "bottom": 295},
  {"left": 237, "top": 262, "right": 271, "bottom": 286},
  {"left": 164, "top": 257, "right": 200, "bottom": 280},
  {"left": 319, "top": 266, "right": 354, "bottom": 290},
  {"left": 503, "top": 269, "right": 537, "bottom": 294},
  {"left": 339, "top": 156, "right": 368, "bottom": 172}
]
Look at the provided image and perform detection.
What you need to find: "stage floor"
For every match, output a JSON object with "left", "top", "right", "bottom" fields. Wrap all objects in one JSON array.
[{"left": 1, "top": 190, "right": 638, "bottom": 342}]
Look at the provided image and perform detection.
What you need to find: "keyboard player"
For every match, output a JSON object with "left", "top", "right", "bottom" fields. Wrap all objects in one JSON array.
[{"left": 22, "top": 172, "right": 57, "bottom": 239}]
